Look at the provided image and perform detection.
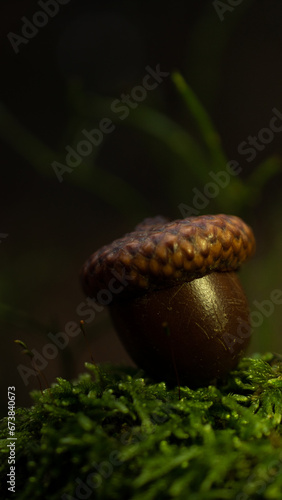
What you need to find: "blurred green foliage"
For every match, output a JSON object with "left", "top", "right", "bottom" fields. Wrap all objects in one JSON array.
[{"left": 1, "top": 70, "right": 281, "bottom": 216}]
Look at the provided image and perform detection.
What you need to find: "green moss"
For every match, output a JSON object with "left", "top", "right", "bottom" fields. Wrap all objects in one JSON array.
[{"left": 1, "top": 354, "right": 282, "bottom": 500}]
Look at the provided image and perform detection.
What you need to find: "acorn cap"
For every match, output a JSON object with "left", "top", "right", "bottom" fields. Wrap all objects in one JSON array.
[{"left": 81, "top": 214, "right": 256, "bottom": 297}]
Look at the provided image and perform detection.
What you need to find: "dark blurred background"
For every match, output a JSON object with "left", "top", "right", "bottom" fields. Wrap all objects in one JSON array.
[{"left": 1, "top": 0, "right": 282, "bottom": 415}]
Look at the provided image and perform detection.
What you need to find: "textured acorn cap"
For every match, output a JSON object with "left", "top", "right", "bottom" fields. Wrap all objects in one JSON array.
[{"left": 81, "top": 214, "right": 256, "bottom": 297}]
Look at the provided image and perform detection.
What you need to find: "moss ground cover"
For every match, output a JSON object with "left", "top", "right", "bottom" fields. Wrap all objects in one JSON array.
[{"left": 1, "top": 354, "right": 282, "bottom": 500}]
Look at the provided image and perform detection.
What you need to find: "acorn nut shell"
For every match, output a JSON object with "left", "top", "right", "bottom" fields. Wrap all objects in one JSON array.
[{"left": 81, "top": 214, "right": 256, "bottom": 387}]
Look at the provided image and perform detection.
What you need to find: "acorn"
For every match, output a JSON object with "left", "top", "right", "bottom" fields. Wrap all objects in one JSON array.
[{"left": 81, "top": 214, "right": 256, "bottom": 387}]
